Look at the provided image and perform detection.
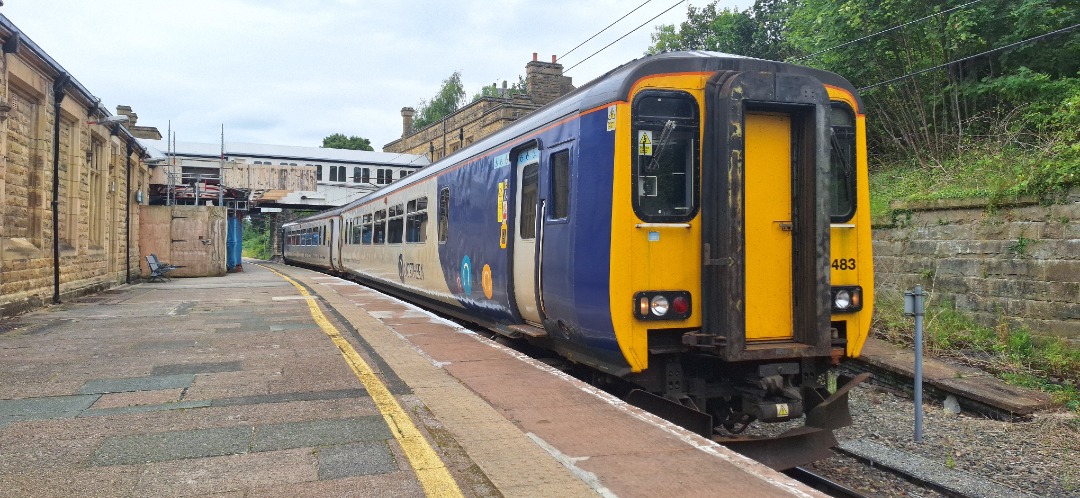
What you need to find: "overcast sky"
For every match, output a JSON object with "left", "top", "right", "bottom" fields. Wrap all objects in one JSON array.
[{"left": 2, "top": 0, "right": 746, "bottom": 152}]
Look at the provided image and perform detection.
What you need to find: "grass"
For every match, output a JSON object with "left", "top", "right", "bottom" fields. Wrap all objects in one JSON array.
[
  {"left": 869, "top": 145, "right": 1080, "bottom": 219},
  {"left": 873, "top": 292, "right": 1080, "bottom": 413}
]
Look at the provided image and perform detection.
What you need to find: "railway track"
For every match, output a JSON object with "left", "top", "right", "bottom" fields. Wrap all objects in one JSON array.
[
  {"left": 784, "top": 467, "right": 868, "bottom": 498},
  {"left": 842, "top": 357, "right": 1029, "bottom": 422}
]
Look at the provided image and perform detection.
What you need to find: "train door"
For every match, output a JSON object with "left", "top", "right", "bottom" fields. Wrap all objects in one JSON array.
[
  {"left": 744, "top": 112, "right": 794, "bottom": 341},
  {"left": 512, "top": 146, "right": 542, "bottom": 325},
  {"left": 537, "top": 146, "right": 573, "bottom": 325},
  {"left": 328, "top": 217, "right": 339, "bottom": 271}
]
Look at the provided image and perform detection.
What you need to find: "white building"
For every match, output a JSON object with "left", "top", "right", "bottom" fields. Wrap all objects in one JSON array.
[{"left": 139, "top": 140, "right": 429, "bottom": 208}]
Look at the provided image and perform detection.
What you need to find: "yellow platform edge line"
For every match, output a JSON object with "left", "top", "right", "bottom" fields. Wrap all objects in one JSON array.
[{"left": 261, "top": 265, "right": 464, "bottom": 498}]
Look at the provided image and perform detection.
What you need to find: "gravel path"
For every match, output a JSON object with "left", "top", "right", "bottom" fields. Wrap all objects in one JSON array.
[{"left": 810, "top": 382, "right": 1080, "bottom": 497}]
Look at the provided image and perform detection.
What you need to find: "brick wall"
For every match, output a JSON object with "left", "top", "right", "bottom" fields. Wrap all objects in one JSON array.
[{"left": 872, "top": 191, "right": 1080, "bottom": 344}]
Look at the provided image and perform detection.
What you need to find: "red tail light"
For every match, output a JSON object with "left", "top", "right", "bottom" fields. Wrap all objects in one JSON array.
[{"left": 672, "top": 296, "right": 689, "bottom": 315}]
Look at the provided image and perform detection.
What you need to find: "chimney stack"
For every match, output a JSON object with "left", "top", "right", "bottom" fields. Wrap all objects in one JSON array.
[
  {"left": 400, "top": 107, "right": 415, "bottom": 137},
  {"left": 526, "top": 54, "right": 574, "bottom": 107}
]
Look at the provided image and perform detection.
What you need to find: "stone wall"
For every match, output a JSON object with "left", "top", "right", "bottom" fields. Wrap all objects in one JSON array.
[
  {"left": 872, "top": 191, "right": 1080, "bottom": 344},
  {"left": 384, "top": 56, "right": 573, "bottom": 158},
  {"left": 0, "top": 19, "right": 151, "bottom": 318}
]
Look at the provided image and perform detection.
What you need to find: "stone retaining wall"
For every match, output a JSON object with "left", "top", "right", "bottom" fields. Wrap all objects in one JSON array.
[{"left": 872, "top": 192, "right": 1080, "bottom": 344}]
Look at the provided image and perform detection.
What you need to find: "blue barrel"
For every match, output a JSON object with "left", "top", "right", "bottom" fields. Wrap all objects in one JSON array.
[{"left": 226, "top": 216, "right": 242, "bottom": 271}]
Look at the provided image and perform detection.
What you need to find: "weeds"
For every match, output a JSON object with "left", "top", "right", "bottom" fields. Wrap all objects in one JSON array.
[{"left": 873, "top": 292, "right": 1080, "bottom": 412}]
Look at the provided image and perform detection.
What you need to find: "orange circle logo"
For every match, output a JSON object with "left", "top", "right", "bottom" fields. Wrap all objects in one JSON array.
[{"left": 482, "top": 264, "right": 493, "bottom": 300}]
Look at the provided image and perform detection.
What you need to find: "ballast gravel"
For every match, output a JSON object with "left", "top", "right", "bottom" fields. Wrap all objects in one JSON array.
[{"left": 807, "top": 383, "right": 1080, "bottom": 497}]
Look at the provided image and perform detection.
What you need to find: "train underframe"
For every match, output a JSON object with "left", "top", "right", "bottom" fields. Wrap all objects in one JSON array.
[{"left": 619, "top": 330, "right": 869, "bottom": 470}]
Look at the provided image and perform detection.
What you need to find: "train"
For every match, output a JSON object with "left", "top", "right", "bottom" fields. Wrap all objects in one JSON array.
[{"left": 282, "top": 51, "right": 874, "bottom": 469}]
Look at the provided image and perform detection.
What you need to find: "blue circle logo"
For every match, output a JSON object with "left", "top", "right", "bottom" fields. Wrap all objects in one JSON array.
[{"left": 461, "top": 255, "right": 472, "bottom": 295}]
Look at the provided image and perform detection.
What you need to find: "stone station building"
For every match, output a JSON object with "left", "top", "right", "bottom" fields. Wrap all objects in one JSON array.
[{"left": 0, "top": 14, "right": 153, "bottom": 317}]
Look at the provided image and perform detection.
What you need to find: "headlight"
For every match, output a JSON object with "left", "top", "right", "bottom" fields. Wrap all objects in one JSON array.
[
  {"left": 650, "top": 295, "right": 669, "bottom": 316},
  {"left": 831, "top": 286, "right": 863, "bottom": 312},
  {"left": 834, "top": 290, "right": 851, "bottom": 309},
  {"left": 634, "top": 291, "right": 692, "bottom": 321}
]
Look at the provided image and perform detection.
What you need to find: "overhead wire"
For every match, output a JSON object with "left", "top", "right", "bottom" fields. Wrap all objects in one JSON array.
[
  {"left": 858, "top": 23, "right": 1080, "bottom": 91},
  {"left": 787, "top": 0, "right": 989, "bottom": 63},
  {"left": 564, "top": 0, "right": 687, "bottom": 73},
  {"left": 558, "top": 0, "right": 654, "bottom": 62}
]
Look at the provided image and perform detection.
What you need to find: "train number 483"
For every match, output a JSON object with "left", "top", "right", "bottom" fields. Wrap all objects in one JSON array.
[{"left": 831, "top": 258, "right": 856, "bottom": 270}]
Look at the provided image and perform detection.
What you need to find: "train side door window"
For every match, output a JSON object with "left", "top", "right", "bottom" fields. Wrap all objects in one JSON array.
[
  {"left": 438, "top": 188, "right": 450, "bottom": 243},
  {"left": 830, "top": 103, "right": 857, "bottom": 222},
  {"left": 352, "top": 218, "right": 363, "bottom": 244},
  {"left": 373, "top": 210, "right": 387, "bottom": 244},
  {"left": 361, "top": 213, "right": 373, "bottom": 244},
  {"left": 550, "top": 149, "right": 571, "bottom": 220},
  {"left": 388, "top": 204, "right": 404, "bottom": 244},
  {"left": 631, "top": 91, "right": 700, "bottom": 222},
  {"left": 520, "top": 163, "right": 538, "bottom": 238},
  {"left": 406, "top": 197, "right": 428, "bottom": 243}
]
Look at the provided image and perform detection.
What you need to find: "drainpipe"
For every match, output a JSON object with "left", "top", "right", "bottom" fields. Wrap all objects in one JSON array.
[
  {"left": 125, "top": 138, "right": 133, "bottom": 284},
  {"left": 51, "top": 73, "right": 70, "bottom": 304}
]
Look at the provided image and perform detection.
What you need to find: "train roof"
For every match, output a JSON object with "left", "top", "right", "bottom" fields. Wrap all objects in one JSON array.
[{"left": 288, "top": 51, "right": 863, "bottom": 225}]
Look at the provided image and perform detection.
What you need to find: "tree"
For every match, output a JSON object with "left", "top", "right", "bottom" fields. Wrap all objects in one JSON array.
[
  {"left": 472, "top": 75, "right": 527, "bottom": 102},
  {"left": 321, "top": 134, "right": 373, "bottom": 151},
  {"left": 412, "top": 71, "right": 466, "bottom": 130},
  {"left": 647, "top": 3, "right": 756, "bottom": 56}
]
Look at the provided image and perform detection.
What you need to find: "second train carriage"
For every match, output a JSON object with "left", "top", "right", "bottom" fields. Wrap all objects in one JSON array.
[{"left": 283, "top": 51, "right": 874, "bottom": 467}]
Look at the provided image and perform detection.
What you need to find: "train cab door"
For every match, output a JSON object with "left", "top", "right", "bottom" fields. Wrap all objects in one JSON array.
[
  {"left": 512, "top": 146, "right": 542, "bottom": 325},
  {"left": 744, "top": 112, "right": 795, "bottom": 341}
]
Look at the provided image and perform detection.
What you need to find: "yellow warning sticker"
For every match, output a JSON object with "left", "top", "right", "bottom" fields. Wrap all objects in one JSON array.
[
  {"left": 776, "top": 403, "right": 790, "bottom": 417},
  {"left": 638, "top": 130, "right": 653, "bottom": 156},
  {"left": 497, "top": 181, "right": 505, "bottom": 223},
  {"left": 606, "top": 105, "right": 617, "bottom": 132}
]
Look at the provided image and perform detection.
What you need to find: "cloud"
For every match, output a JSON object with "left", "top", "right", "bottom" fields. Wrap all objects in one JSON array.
[{"left": 2, "top": 0, "right": 746, "bottom": 150}]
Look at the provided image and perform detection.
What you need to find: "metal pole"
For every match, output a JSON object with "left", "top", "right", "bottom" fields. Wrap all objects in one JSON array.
[{"left": 905, "top": 285, "right": 926, "bottom": 442}]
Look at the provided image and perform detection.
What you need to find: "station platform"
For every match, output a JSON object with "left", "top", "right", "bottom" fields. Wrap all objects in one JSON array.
[{"left": 0, "top": 261, "right": 821, "bottom": 497}]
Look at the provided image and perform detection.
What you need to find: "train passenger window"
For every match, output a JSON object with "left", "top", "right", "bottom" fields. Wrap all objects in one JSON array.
[
  {"left": 388, "top": 204, "right": 404, "bottom": 244},
  {"left": 520, "top": 163, "right": 538, "bottom": 239},
  {"left": 830, "top": 103, "right": 857, "bottom": 222},
  {"left": 361, "top": 214, "right": 373, "bottom": 244},
  {"left": 550, "top": 150, "right": 571, "bottom": 220},
  {"left": 438, "top": 188, "right": 450, "bottom": 243},
  {"left": 353, "top": 167, "right": 362, "bottom": 183},
  {"left": 631, "top": 91, "right": 700, "bottom": 222},
  {"left": 361, "top": 168, "right": 370, "bottom": 183},
  {"left": 373, "top": 210, "right": 386, "bottom": 244},
  {"left": 329, "top": 167, "right": 338, "bottom": 182},
  {"left": 399, "top": 170, "right": 409, "bottom": 179},
  {"left": 406, "top": 197, "right": 428, "bottom": 243},
  {"left": 350, "top": 220, "right": 360, "bottom": 244},
  {"left": 316, "top": 165, "right": 323, "bottom": 181}
]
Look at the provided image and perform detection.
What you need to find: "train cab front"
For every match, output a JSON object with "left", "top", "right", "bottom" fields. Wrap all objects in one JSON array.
[{"left": 617, "top": 58, "right": 873, "bottom": 470}]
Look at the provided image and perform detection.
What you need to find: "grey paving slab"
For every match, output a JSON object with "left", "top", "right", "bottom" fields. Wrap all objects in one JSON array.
[
  {"left": 209, "top": 388, "right": 365, "bottom": 408},
  {"left": 150, "top": 361, "right": 244, "bottom": 376},
  {"left": 251, "top": 416, "right": 392, "bottom": 452},
  {"left": 317, "top": 441, "right": 399, "bottom": 479},
  {"left": 0, "top": 394, "right": 99, "bottom": 422},
  {"left": 92, "top": 425, "right": 253, "bottom": 466},
  {"left": 79, "top": 374, "right": 195, "bottom": 394},
  {"left": 81, "top": 399, "right": 211, "bottom": 417},
  {"left": 131, "top": 340, "right": 202, "bottom": 351}
]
